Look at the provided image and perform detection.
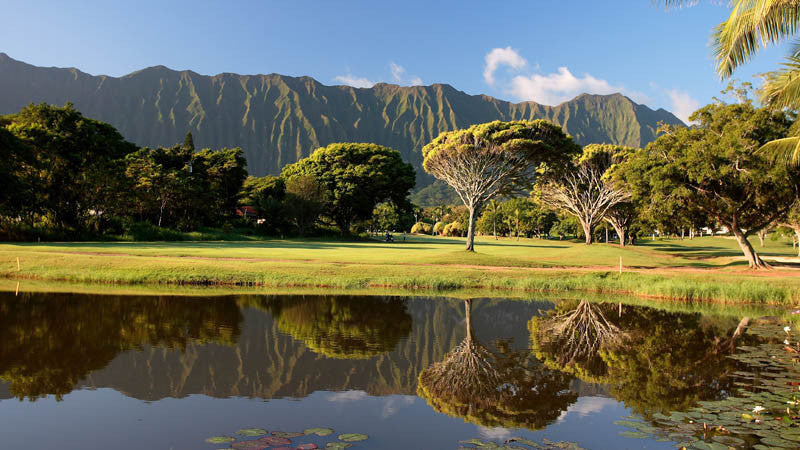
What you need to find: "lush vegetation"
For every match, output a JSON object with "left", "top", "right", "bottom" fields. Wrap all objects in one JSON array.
[{"left": 0, "top": 104, "right": 416, "bottom": 241}]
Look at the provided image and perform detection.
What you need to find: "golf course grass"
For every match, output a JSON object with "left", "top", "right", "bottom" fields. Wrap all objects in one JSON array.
[{"left": 1, "top": 234, "right": 799, "bottom": 304}]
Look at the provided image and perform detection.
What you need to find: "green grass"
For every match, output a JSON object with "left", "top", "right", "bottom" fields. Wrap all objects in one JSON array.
[{"left": 1, "top": 234, "right": 798, "bottom": 304}]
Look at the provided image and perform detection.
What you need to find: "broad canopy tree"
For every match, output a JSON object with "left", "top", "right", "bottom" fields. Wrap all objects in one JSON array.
[
  {"left": 282, "top": 143, "right": 415, "bottom": 235},
  {"left": 3, "top": 103, "right": 137, "bottom": 232},
  {"left": 620, "top": 101, "right": 799, "bottom": 269},
  {"left": 536, "top": 144, "right": 632, "bottom": 245},
  {"left": 422, "top": 120, "right": 579, "bottom": 251}
]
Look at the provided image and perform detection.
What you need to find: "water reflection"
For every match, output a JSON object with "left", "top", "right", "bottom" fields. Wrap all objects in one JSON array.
[
  {"left": 417, "top": 299, "right": 577, "bottom": 430},
  {"left": 0, "top": 292, "right": 241, "bottom": 401},
  {"left": 530, "top": 300, "right": 756, "bottom": 418},
  {"left": 0, "top": 290, "right": 760, "bottom": 435},
  {"left": 252, "top": 295, "right": 412, "bottom": 359}
]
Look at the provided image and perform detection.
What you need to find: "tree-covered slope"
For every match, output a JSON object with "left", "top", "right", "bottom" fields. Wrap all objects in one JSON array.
[{"left": 0, "top": 53, "right": 684, "bottom": 177}]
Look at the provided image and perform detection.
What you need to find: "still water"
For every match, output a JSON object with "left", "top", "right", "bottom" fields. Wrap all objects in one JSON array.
[{"left": 0, "top": 292, "right": 761, "bottom": 449}]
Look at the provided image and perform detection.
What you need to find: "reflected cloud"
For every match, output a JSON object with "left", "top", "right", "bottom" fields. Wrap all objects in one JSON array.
[
  {"left": 326, "top": 390, "right": 368, "bottom": 403},
  {"left": 557, "top": 396, "right": 617, "bottom": 422},
  {"left": 381, "top": 395, "right": 416, "bottom": 418},
  {"left": 477, "top": 426, "right": 512, "bottom": 441}
]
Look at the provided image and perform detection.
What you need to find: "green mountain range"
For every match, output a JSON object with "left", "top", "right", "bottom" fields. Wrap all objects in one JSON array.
[{"left": 0, "top": 52, "right": 683, "bottom": 180}]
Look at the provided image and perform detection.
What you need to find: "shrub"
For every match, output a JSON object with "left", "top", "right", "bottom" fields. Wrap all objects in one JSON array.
[
  {"left": 125, "top": 222, "right": 185, "bottom": 241},
  {"left": 433, "top": 221, "right": 445, "bottom": 235},
  {"left": 411, "top": 222, "right": 432, "bottom": 234},
  {"left": 442, "top": 221, "right": 463, "bottom": 237}
]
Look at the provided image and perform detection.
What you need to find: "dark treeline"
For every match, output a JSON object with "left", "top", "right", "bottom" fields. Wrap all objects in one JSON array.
[{"left": 0, "top": 103, "right": 416, "bottom": 241}]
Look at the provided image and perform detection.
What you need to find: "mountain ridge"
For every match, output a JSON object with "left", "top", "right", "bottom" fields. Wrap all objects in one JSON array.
[{"left": 0, "top": 52, "right": 684, "bottom": 178}]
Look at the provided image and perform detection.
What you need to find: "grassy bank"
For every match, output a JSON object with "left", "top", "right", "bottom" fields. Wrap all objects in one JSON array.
[{"left": 1, "top": 235, "right": 799, "bottom": 304}]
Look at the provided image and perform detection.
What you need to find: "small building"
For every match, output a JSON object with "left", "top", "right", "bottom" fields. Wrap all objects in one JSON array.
[{"left": 236, "top": 206, "right": 258, "bottom": 220}]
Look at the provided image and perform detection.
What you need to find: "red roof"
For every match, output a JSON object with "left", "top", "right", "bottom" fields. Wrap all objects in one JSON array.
[{"left": 236, "top": 206, "right": 258, "bottom": 217}]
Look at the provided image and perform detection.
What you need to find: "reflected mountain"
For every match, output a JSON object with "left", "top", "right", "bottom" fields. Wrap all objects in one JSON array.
[
  {"left": 0, "top": 292, "right": 242, "bottom": 401},
  {"left": 0, "top": 292, "right": 544, "bottom": 402},
  {"left": 418, "top": 299, "right": 578, "bottom": 430},
  {"left": 530, "top": 300, "right": 757, "bottom": 417},
  {"left": 252, "top": 295, "right": 412, "bottom": 359}
]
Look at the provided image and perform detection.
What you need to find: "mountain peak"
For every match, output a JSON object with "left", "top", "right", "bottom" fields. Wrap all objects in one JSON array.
[{"left": 0, "top": 56, "right": 685, "bottom": 177}]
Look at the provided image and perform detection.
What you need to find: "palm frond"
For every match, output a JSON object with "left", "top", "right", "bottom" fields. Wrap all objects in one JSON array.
[
  {"left": 713, "top": 0, "right": 800, "bottom": 78},
  {"left": 758, "top": 135, "right": 800, "bottom": 165},
  {"left": 760, "top": 55, "right": 800, "bottom": 108}
]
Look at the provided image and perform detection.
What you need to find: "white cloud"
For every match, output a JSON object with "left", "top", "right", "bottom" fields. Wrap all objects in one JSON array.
[
  {"left": 389, "top": 62, "right": 423, "bottom": 86},
  {"left": 390, "top": 62, "right": 405, "bottom": 82},
  {"left": 334, "top": 74, "right": 375, "bottom": 89},
  {"left": 484, "top": 46, "right": 527, "bottom": 86},
  {"left": 509, "top": 67, "right": 649, "bottom": 106},
  {"left": 665, "top": 88, "right": 700, "bottom": 124}
]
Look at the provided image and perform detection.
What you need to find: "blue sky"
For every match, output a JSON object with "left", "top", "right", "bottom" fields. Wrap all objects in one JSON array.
[{"left": 0, "top": 0, "right": 790, "bottom": 122}]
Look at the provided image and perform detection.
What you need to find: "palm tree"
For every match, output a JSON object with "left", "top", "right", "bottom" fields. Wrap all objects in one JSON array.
[{"left": 663, "top": 0, "right": 800, "bottom": 164}]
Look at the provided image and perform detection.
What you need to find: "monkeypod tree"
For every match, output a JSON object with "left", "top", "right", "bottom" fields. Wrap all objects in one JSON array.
[
  {"left": 282, "top": 143, "right": 415, "bottom": 236},
  {"left": 636, "top": 102, "right": 798, "bottom": 269},
  {"left": 537, "top": 144, "right": 633, "bottom": 245},
  {"left": 422, "top": 120, "right": 579, "bottom": 251}
]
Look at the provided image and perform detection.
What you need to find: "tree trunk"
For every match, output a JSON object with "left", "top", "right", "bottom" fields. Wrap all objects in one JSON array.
[
  {"left": 493, "top": 218, "right": 497, "bottom": 240},
  {"left": 758, "top": 229, "right": 767, "bottom": 247},
  {"left": 732, "top": 227, "right": 770, "bottom": 269},
  {"left": 610, "top": 222, "right": 626, "bottom": 248},
  {"left": 581, "top": 221, "right": 593, "bottom": 245},
  {"left": 794, "top": 228, "right": 800, "bottom": 257},
  {"left": 464, "top": 299, "right": 474, "bottom": 343},
  {"left": 465, "top": 206, "right": 477, "bottom": 251},
  {"left": 605, "top": 227, "right": 609, "bottom": 244}
]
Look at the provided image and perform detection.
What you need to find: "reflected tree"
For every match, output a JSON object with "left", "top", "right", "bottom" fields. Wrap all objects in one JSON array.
[
  {"left": 530, "top": 301, "right": 757, "bottom": 418},
  {"left": 261, "top": 295, "right": 413, "bottom": 359},
  {"left": 530, "top": 299, "right": 626, "bottom": 383},
  {"left": 0, "top": 292, "right": 242, "bottom": 401},
  {"left": 418, "top": 299, "right": 577, "bottom": 430}
]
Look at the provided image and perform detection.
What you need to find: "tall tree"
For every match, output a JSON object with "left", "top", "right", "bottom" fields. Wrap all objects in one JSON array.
[
  {"left": 0, "top": 125, "right": 32, "bottom": 228},
  {"left": 780, "top": 204, "right": 800, "bottom": 257},
  {"left": 4, "top": 103, "right": 136, "bottom": 232},
  {"left": 537, "top": 144, "right": 632, "bottom": 245},
  {"left": 183, "top": 131, "right": 195, "bottom": 151},
  {"left": 281, "top": 143, "right": 415, "bottom": 235},
  {"left": 283, "top": 174, "right": 327, "bottom": 236},
  {"left": 627, "top": 101, "right": 799, "bottom": 268},
  {"left": 240, "top": 175, "right": 286, "bottom": 233},
  {"left": 422, "top": 120, "right": 578, "bottom": 251}
]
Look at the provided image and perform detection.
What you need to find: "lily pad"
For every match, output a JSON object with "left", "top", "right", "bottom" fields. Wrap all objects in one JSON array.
[
  {"left": 619, "top": 431, "right": 649, "bottom": 439},
  {"left": 272, "top": 431, "right": 304, "bottom": 438},
  {"left": 206, "top": 436, "right": 236, "bottom": 444},
  {"left": 325, "top": 444, "right": 352, "bottom": 449},
  {"left": 257, "top": 436, "right": 292, "bottom": 446},
  {"left": 304, "top": 428, "right": 334, "bottom": 437},
  {"left": 297, "top": 445, "right": 319, "bottom": 450},
  {"left": 236, "top": 428, "right": 268, "bottom": 437},
  {"left": 338, "top": 433, "right": 369, "bottom": 442}
]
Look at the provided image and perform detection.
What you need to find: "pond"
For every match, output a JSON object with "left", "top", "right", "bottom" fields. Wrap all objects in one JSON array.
[{"left": 0, "top": 291, "right": 790, "bottom": 449}]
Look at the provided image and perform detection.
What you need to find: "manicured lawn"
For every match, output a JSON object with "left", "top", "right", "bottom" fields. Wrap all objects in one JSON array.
[{"left": 0, "top": 235, "right": 798, "bottom": 303}]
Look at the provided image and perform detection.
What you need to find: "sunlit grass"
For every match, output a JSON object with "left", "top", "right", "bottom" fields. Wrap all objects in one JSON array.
[{"left": 0, "top": 235, "right": 798, "bottom": 303}]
